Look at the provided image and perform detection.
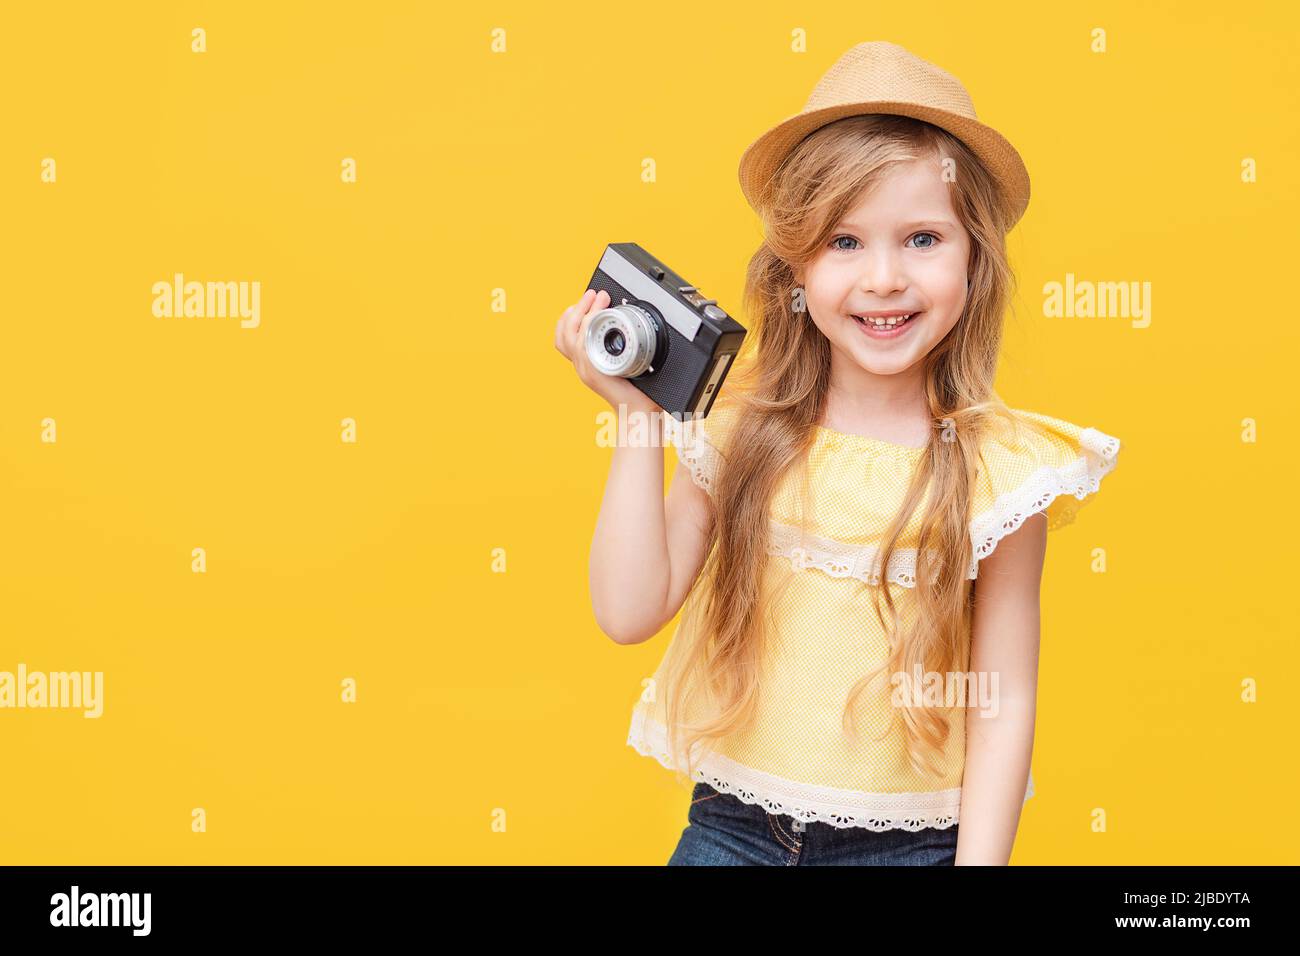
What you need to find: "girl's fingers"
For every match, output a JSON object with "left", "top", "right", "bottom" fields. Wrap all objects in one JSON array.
[
  {"left": 559, "top": 289, "right": 611, "bottom": 365},
  {"left": 556, "top": 294, "right": 589, "bottom": 358},
  {"left": 570, "top": 291, "right": 599, "bottom": 352},
  {"left": 579, "top": 289, "right": 612, "bottom": 344},
  {"left": 570, "top": 289, "right": 596, "bottom": 337}
]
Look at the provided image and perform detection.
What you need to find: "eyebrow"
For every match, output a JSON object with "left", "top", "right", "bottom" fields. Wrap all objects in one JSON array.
[{"left": 835, "top": 219, "right": 956, "bottom": 231}]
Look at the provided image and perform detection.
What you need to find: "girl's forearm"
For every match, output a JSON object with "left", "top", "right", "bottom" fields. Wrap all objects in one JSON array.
[
  {"left": 954, "top": 700, "right": 1035, "bottom": 865},
  {"left": 589, "top": 405, "right": 672, "bottom": 644}
]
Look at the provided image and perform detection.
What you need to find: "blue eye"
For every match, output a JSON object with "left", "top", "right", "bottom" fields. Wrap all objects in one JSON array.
[{"left": 829, "top": 232, "right": 941, "bottom": 252}]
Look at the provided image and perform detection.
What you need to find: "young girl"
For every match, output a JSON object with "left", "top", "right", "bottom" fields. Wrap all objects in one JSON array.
[{"left": 555, "top": 42, "right": 1121, "bottom": 865}]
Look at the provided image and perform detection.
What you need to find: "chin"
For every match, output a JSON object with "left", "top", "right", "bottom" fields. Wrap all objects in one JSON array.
[
  {"left": 842, "top": 345, "right": 915, "bottom": 376},
  {"left": 851, "top": 357, "right": 914, "bottom": 376}
]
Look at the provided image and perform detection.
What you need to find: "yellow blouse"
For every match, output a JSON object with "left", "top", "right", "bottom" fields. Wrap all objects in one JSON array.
[{"left": 627, "top": 395, "right": 1122, "bottom": 831}]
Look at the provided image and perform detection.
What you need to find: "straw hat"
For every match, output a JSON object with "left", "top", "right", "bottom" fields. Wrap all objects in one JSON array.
[{"left": 737, "top": 41, "right": 1031, "bottom": 229}]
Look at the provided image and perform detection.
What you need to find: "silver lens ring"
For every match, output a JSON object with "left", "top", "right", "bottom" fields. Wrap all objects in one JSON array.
[{"left": 584, "top": 304, "right": 658, "bottom": 377}]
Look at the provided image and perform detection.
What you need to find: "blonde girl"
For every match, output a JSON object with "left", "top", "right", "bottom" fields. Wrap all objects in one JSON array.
[{"left": 555, "top": 41, "right": 1121, "bottom": 865}]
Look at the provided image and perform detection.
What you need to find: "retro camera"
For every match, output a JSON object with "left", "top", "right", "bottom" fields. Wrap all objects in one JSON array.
[{"left": 584, "top": 243, "right": 746, "bottom": 420}]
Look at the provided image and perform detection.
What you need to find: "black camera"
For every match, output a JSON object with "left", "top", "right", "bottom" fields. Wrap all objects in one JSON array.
[{"left": 584, "top": 243, "right": 746, "bottom": 421}]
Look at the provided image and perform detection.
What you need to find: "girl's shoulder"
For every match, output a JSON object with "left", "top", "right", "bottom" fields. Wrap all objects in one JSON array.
[
  {"left": 968, "top": 406, "right": 1122, "bottom": 565},
  {"left": 662, "top": 390, "right": 746, "bottom": 497}
]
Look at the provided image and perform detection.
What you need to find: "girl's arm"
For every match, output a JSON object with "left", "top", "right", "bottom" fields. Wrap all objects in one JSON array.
[
  {"left": 555, "top": 288, "right": 713, "bottom": 646},
  {"left": 589, "top": 416, "right": 713, "bottom": 646},
  {"left": 954, "top": 512, "right": 1047, "bottom": 865}
]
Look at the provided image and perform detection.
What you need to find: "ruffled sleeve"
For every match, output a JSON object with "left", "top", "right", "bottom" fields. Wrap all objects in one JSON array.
[
  {"left": 967, "top": 408, "right": 1121, "bottom": 578},
  {"left": 662, "top": 394, "right": 744, "bottom": 497}
]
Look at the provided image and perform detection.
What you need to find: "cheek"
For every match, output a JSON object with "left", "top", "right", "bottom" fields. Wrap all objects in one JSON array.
[
  {"left": 805, "top": 263, "right": 852, "bottom": 308},
  {"left": 806, "top": 302, "right": 839, "bottom": 338},
  {"left": 917, "top": 264, "right": 968, "bottom": 310},
  {"left": 933, "top": 247, "right": 969, "bottom": 289},
  {"left": 937, "top": 281, "right": 967, "bottom": 312}
]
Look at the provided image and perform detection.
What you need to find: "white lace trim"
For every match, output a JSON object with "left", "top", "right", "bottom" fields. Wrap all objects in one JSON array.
[
  {"left": 967, "top": 426, "right": 1120, "bottom": 575},
  {"left": 767, "top": 521, "right": 929, "bottom": 588},
  {"left": 672, "top": 414, "right": 1121, "bottom": 587},
  {"left": 664, "top": 413, "right": 719, "bottom": 495},
  {"left": 627, "top": 707, "right": 1034, "bottom": 831}
]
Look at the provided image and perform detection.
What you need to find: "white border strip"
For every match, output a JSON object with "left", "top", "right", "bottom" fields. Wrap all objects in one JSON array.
[{"left": 628, "top": 706, "right": 1022, "bottom": 831}]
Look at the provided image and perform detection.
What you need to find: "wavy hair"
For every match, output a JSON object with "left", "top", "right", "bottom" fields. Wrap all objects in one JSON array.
[{"left": 661, "top": 114, "right": 1030, "bottom": 782}]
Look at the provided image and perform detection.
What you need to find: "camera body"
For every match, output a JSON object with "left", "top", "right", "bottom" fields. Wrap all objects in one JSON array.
[{"left": 584, "top": 243, "right": 746, "bottom": 421}]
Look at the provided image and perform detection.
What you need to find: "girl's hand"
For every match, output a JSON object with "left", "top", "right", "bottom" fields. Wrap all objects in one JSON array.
[{"left": 554, "top": 288, "right": 663, "bottom": 416}]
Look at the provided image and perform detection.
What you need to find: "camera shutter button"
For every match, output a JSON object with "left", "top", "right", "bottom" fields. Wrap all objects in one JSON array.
[{"left": 703, "top": 305, "right": 727, "bottom": 321}]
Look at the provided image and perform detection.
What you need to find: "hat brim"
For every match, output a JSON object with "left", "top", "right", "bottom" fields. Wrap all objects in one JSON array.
[{"left": 738, "top": 102, "right": 1031, "bottom": 229}]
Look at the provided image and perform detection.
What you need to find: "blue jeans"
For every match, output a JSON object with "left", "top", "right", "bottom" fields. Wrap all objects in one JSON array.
[{"left": 668, "top": 782, "right": 959, "bottom": 866}]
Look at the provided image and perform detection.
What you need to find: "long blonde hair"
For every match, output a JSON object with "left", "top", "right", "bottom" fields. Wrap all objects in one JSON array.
[{"left": 662, "top": 114, "right": 1028, "bottom": 781}]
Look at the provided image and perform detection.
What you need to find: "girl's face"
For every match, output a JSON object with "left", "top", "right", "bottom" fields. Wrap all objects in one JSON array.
[{"left": 796, "top": 156, "right": 970, "bottom": 379}]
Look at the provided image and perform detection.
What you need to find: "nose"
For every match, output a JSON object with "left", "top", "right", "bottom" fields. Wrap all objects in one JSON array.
[{"left": 856, "top": 246, "right": 906, "bottom": 298}]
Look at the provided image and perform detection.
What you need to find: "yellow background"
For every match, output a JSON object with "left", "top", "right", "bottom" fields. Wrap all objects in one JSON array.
[{"left": 0, "top": 1, "right": 1295, "bottom": 864}]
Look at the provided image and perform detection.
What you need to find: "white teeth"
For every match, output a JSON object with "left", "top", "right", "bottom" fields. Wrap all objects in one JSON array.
[{"left": 853, "top": 313, "right": 914, "bottom": 328}]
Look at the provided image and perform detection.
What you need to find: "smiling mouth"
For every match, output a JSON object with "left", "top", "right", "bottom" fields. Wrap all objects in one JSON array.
[{"left": 850, "top": 312, "right": 919, "bottom": 330}]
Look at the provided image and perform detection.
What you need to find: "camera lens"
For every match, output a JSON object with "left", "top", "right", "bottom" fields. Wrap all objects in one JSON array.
[{"left": 584, "top": 303, "right": 659, "bottom": 377}]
